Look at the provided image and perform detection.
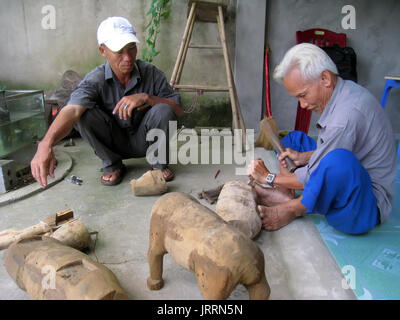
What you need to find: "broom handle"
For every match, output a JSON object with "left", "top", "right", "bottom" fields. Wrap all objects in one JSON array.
[
  {"left": 260, "top": 120, "right": 297, "bottom": 172},
  {"left": 265, "top": 45, "right": 272, "bottom": 117}
]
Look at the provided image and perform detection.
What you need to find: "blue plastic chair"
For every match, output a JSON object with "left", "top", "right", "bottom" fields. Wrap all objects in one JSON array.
[
  {"left": 381, "top": 76, "right": 400, "bottom": 108},
  {"left": 380, "top": 76, "right": 400, "bottom": 155}
]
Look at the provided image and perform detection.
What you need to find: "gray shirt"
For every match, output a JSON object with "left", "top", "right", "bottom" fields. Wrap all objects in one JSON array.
[
  {"left": 67, "top": 59, "right": 181, "bottom": 129},
  {"left": 295, "top": 77, "right": 397, "bottom": 223}
]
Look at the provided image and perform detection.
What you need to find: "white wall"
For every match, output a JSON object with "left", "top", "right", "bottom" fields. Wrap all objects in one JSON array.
[
  {"left": 0, "top": 0, "right": 237, "bottom": 92},
  {"left": 266, "top": 0, "right": 400, "bottom": 135}
]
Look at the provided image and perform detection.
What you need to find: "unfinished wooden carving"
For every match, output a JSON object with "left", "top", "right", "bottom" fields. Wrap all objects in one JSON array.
[
  {"left": 130, "top": 169, "right": 168, "bottom": 196},
  {"left": 147, "top": 192, "right": 270, "bottom": 300},
  {"left": 4, "top": 236, "right": 128, "bottom": 300},
  {"left": 49, "top": 219, "right": 91, "bottom": 251},
  {"left": 216, "top": 180, "right": 262, "bottom": 239},
  {"left": 0, "top": 209, "right": 90, "bottom": 250}
]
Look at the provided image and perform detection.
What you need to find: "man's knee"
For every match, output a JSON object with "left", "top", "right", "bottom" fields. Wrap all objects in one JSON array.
[
  {"left": 147, "top": 103, "right": 177, "bottom": 124},
  {"left": 75, "top": 107, "right": 109, "bottom": 132},
  {"left": 319, "top": 148, "right": 364, "bottom": 185},
  {"left": 321, "top": 149, "right": 358, "bottom": 169}
]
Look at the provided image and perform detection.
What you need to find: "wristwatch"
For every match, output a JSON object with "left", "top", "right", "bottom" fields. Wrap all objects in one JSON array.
[{"left": 265, "top": 173, "right": 276, "bottom": 187}]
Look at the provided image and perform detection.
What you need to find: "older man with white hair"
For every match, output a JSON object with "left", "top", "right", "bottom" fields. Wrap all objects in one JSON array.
[
  {"left": 247, "top": 43, "right": 396, "bottom": 234},
  {"left": 31, "top": 17, "right": 183, "bottom": 187}
]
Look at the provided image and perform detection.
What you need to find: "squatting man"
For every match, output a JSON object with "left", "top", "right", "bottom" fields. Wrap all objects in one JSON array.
[
  {"left": 31, "top": 16, "right": 183, "bottom": 187},
  {"left": 247, "top": 43, "right": 396, "bottom": 235}
]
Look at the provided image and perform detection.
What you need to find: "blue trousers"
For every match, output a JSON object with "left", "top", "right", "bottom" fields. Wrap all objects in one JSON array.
[{"left": 281, "top": 131, "right": 380, "bottom": 235}]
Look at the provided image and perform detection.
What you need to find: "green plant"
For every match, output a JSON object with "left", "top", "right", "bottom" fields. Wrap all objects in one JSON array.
[{"left": 141, "top": 0, "right": 171, "bottom": 63}]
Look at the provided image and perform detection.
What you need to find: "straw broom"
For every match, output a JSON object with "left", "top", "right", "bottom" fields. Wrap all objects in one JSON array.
[{"left": 255, "top": 45, "right": 279, "bottom": 149}]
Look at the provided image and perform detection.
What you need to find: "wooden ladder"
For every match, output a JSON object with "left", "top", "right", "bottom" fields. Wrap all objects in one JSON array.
[{"left": 170, "top": 1, "right": 248, "bottom": 151}]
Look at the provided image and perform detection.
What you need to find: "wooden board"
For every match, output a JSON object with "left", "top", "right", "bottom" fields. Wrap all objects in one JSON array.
[{"left": 384, "top": 76, "right": 400, "bottom": 81}]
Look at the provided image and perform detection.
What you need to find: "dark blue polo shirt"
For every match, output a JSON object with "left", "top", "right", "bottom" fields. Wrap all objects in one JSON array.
[{"left": 67, "top": 59, "right": 181, "bottom": 129}]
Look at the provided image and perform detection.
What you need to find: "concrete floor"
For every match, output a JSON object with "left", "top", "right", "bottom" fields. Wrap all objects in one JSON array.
[{"left": 0, "top": 136, "right": 356, "bottom": 300}]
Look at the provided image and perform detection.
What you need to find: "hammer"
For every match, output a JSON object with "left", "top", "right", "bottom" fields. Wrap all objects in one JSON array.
[{"left": 260, "top": 118, "right": 297, "bottom": 172}]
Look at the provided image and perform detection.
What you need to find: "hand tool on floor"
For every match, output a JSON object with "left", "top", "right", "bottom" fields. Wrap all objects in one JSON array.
[
  {"left": 260, "top": 119, "right": 297, "bottom": 172},
  {"left": 255, "top": 45, "right": 279, "bottom": 150}
]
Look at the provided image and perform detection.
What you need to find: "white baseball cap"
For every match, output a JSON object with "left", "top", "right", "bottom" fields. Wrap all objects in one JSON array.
[{"left": 97, "top": 17, "right": 140, "bottom": 52}]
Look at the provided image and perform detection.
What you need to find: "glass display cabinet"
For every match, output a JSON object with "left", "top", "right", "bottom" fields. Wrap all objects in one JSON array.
[{"left": 0, "top": 90, "right": 46, "bottom": 158}]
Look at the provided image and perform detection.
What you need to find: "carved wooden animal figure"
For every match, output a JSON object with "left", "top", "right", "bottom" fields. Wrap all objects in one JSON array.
[
  {"left": 4, "top": 236, "right": 128, "bottom": 300},
  {"left": 147, "top": 192, "right": 270, "bottom": 300},
  {"left": 216, "top": 180, "right": 261, "bottom": 239},
  {"left": 130, "top": 170, "right": 167, "bottom": 196}
]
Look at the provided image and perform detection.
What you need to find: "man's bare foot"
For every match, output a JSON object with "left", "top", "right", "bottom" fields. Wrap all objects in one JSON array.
[
  {"left": 152, "top": 167, "right": 174, "bottom": 182},
  {"left": 257, "top": 198, "right": 306, "bottom": 231},
  {"left": 101, "top": 165, "right": 126, "bottom": 186},
  {"left": 251, "top": 182, "right": 295, "bottom": 207},
  {"left": 161, "top": 168, "right": 174, "bottom": 182}
]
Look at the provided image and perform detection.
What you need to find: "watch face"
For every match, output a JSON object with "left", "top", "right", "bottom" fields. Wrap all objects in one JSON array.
[{"left": 266, "top": 174, "right": 274, "bottom": 184}]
